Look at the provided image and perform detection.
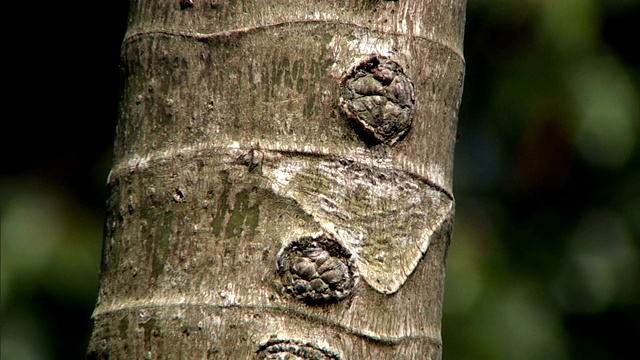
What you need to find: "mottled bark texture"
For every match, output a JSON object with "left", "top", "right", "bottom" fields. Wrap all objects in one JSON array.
[{"left": 87, "top": 1, "right": 466, "bottom": 359}]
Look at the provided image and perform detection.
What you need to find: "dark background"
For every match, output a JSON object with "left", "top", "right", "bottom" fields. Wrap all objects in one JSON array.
[{"left": 2, "top": 1, "right": 638, "bottom": 359}]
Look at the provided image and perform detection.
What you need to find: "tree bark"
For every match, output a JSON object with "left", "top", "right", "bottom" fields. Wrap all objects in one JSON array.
[{"left": 87, "top": 1, "right": 466, "bottom": 359}]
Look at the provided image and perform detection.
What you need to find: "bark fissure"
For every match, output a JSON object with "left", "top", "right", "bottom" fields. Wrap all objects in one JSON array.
[
  {"left": 93, "top": 302, "right": 442, "bottom": 346},
  {"left": 109, "top": 144, "right": 454, "bottom": 201},
  {"left": 124, "top": 21, "right": 465, "bottom": 65}
]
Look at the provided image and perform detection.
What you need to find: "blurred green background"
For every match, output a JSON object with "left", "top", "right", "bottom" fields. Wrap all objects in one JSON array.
[{"left": 2, "top": 0, "right": 638, "bottom": 359}]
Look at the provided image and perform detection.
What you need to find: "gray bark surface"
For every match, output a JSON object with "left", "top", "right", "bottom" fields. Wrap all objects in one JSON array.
[{"left": 88, "top": 1, "right": 466, "bottom": 359}]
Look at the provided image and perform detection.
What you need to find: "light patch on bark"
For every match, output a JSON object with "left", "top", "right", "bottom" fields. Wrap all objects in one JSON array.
[
  {"left": 427, "top": 163, "right": 447, "bottom": 191},
  {"left": 107, "top": 139, "right": 453, "bottom": 296},
  {"left": 346, "top": 30, "right": 396, "bottom": 58},
  {"left": 260, "top": 149, "right": 453, "bottom": 294}
]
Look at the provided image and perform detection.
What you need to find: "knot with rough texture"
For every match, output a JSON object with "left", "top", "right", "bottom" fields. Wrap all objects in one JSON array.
[
  {"left": 256, "top": 339, "right": 341, "bottom": 360},
  {"left": 276, "top": 235, "right": 357, "bottom": 304},
  {"left": 339, "top": 55, "right": 415, "bottom": 146}
]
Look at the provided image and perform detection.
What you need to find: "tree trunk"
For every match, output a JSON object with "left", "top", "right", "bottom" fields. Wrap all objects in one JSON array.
[{"left": 87, "top": 1, "right": 466, "bottom": 359}]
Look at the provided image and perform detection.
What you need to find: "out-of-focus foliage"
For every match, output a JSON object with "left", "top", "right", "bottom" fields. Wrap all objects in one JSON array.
[
  {"left": 444, "top": 0, "right": 640, "bottom": 359},
  {"left": 1, "top": 182, "right": 104, "bottom": 360},
  {"left": 1, "top": 2, "right": 128, "bottom": 359},
  {"left": 1, "top": 1, "right": 638, "bottom": 359}
]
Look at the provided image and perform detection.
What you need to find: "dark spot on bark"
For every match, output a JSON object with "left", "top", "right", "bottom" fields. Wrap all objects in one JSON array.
[
  {"left": 234, "top": 148, "right": 264, "bottom": 173},
  {"left": 179, "top": 0, "right": 194, "bottom": 10},
  {"left": 207, "top": 348, "right": 219, "bottom": 359},
  {"left": 173, "top": 188, "right": 185, "bottom": 202}
]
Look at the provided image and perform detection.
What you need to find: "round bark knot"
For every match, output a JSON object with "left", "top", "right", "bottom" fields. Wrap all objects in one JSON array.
[
  {"left": 339, "top": 55, "right": 415, "bottom": 146},
  {"left": 276, "top": 235, "right": 357, "bottom": 304},
  {"left": 257, "top": 340, "right": 341, "bottom": 360}
]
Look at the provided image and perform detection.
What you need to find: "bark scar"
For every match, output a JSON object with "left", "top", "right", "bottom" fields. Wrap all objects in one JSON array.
[{"left": 258, "top": 151, "right": 453, "bottom": 294}]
